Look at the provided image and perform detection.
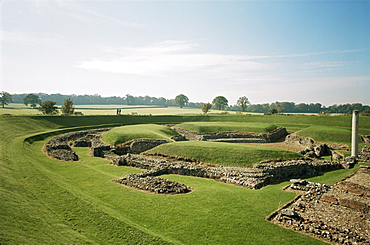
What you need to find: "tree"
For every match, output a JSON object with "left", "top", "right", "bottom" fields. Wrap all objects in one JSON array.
[
  {"left": 201, "top": 103, "right": 212, "bottom": 114},
  {"left": 0, "top": 91, "right": 12, "bottom": 108},
  {"left": 61, "top": 98, "right": 75, "bottom": 114},
  {"left": 212, "top": 96, "right": 228, "bottom": 110},
  {"left": 23, "top": 93, "right": 41, "bottom": 108},
  {"left": 125, "top": 94, "right": 135, "bottom": 105},
  {"left": 39, "top": 100, "right": 58, "bottom": 115},
  {"left": 269, "top": 108, "right": 278, "bottom": 115},
  {"left": 174, "top": 94, "right": 189, "bottom": 108},
  {"left": 236, "top": 96, "right": 250, "bottom": 112}
]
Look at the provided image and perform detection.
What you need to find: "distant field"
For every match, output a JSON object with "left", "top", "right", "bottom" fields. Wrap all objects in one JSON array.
[{"left": 0, "top": 103, "right": 239, "bottom": 115}]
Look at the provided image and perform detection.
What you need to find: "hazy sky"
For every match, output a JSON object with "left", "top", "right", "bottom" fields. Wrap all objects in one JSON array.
[{"left": 1, "top": 0, "right": 369, "bottom": 105}]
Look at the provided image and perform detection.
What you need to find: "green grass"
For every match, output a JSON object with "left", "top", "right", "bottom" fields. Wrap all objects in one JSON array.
[
  {"left": 102, "top": 124, "right": 179, "bottom": 145},
  {"left": 175, "top": 122, "right": 279, "bottom": 134},
  {"left": 1, "top": 114, "right": 367, "bottom": 244},
  {"left": 296, "top": 125, "right": 351, "bottom": 144},
  {"left": 145, "top": 141, "right": 304, "bottom": 166}
]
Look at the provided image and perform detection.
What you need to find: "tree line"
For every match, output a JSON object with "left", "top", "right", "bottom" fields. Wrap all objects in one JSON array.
[{"left": 2, "top": 91, "right": 369, "bottom": 115}]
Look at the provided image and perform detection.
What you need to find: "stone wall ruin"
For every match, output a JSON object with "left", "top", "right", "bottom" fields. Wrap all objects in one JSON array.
[
  {"left": 113, "top": 154, "right": 344, "bottom": 191},
  {"left": 44, "top": 124, "right": 369, "bottom": 196},
  {"left": 172, "top": 127, "right": 288, "bottom": 143}
]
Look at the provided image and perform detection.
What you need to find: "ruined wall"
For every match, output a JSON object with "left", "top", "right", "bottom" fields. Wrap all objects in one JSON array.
[
  {"left": 44, "top": 128, "right": 111, "bottom": 161},
  {"left": 172, "top": 127, "right": 288, "bottom": 143},
  {"left": 113, "top": 154, "right": 343, "bottom": 191}
]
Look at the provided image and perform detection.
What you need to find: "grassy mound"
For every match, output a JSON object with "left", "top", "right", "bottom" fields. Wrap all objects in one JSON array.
[
  {"left": 145, "top": 141, "right": 304, "bottom": 166},
  {"left": 296, "top": 125, "right": 352, "bottom": 144},
  {"left": 174, "top": 122, "right": 279, "bottom": 134},
  {"left": 102, "top": 124, "right": 179, "bottom": 145}
]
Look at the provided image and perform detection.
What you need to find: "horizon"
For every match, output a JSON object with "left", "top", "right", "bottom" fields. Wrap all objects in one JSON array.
[
  {"left": 1, "top": 1, "right": 369, "bottom": 106},
  {"left": 9, "top": 91, "right": 369, "bottom": 107}
]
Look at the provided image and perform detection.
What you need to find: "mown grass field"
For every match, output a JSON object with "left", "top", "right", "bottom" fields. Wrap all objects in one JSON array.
[
  {"left": 145, "top": 141, "right": 303, "bottom": 166},
  {"left": 1, "top": 113, "right": 369, "bottom": 244},
  {"left": 174, "top": 122, "right": 279, "bottom": 133}
]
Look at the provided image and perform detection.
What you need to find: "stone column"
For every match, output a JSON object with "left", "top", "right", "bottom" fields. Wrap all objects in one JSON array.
[{"left": 351, "top": 110, "right": 359, "bottom": 157}]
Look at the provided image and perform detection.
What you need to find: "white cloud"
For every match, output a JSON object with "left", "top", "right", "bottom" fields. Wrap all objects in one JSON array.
[
  {"left": 1, "top": 30, "right": 65, "bottom": 47},
  {"left": 77, "top": 40, "right": 268, "bottom": 78}
]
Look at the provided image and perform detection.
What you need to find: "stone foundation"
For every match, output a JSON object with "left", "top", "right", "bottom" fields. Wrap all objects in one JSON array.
[
  {"left": 44, "top": 128, "right": 111, "bottom": 161},
  {"left": 172, "top": 127, "right": 288, "bottom": 143},
  {"left": 113, "top": 154, "right": 344, "bottom": 191},
  {"left": 269, "top": 166, "right": 370, "bottom": 244}
]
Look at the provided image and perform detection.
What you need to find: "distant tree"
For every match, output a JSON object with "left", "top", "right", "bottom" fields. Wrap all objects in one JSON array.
[
  {"left": 212, "top": 96, "right": 228, "bottom": 110},
  {"left": 361, "top": 107, "right": 370, "bottom": 116},
  {"left": 271, "top": 101, "right": 285, "bottom": 114},
  {"left": 125, "top": 94, "right": 135, "bottom": 105},
  {"left": 0, "top": 91, "right": 13, "bottom": 108},
  {"left": 201, "top": 103, "right": 212, "bottom": 114},
  {"left": 61, "top": 98, "right": 75, "bottom": 115},
  {"left": 23, "top": 94, "right": 41, "bottom": 108},
  {"left": 269, "top": 108, "right": 278, "bottom": 115},
  {"left": 174, "top": 94, "right": 189, "bottom": 108},
  {"left": 237, "top": 96, "right": 250, "bottom": 112},
  {"left": 39, "top": 100, "right": 58, "bottom": 115}
]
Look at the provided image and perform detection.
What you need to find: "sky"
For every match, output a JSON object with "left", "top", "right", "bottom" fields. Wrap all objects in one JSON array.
[{"left": 1, "top": 0, "right": 369, "bottom": 106}]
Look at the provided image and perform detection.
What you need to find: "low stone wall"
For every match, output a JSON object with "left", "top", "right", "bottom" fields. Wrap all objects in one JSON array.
[
  {"left": 285, "top": 134, "right": 314, "bottom": 148},
  {"left": 361, "top": 134, "right": 370, "bottom": 143},
  {"left": 129, "top": 139, "right": 168, "bottom": 154},
  {"left": 113, "top": 154, "right": 344, "bottom": 192},
  {"left": 44, "top": 128, "right": 111, "bottom": 161},
  {"left": 172, "top": 127, "right": 288, "bottom": 143},
  {"left": 171, "top": 127, "right": 203, "bottom": 141},
  {"left": 285, "top": 134, "right": 347, "bottom": 159}
]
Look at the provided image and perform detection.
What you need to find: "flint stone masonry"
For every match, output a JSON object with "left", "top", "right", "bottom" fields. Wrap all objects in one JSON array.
[
  {"left": 113, "top": 175, "right": 190, "bottom": 194},
  {"left": 270, "top": 167, "right": 370, "bottom": 245},
  {"left": 129, "top": 139, "right": 169, "bottom": 154},
  {"left": 44, "top": 128, "right": 111, "bottom": 161},
  {"left": 172, "top": 127, "right": 288, "bottom": 143},
  {"left": 113, "top": 154, "right": 343, "bottom": 191},
  {"left": 285, "top": 134, "right": 314, "bottom": 147},
  {"left": 286, "top": 135, "right": 349, "bottom": 159},
  {"left": 361, "top": 135, "right": 370, "bottom": 144}
]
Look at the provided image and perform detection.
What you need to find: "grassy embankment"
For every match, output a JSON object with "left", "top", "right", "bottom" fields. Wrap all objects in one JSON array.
[
  {"left": 101, "top": 124, "right": 179, "bottom": 145},
  {"left": 1, "top": 113, "right": 369, "bottom": 244}
]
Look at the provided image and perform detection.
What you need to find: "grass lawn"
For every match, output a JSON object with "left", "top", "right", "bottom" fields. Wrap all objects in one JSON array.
[
  {"left": 1, "top": 114, "right": 367, "bottom": 244},
  {"left": 145, "top": 141, "right": 304, "bottom": 166},
  {"left": 101, "top": 124, "right": 179, "bottom": 145}
]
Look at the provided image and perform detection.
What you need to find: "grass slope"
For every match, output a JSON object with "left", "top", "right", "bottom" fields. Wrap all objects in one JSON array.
[
  {"left": 174, "top": 122, "right": 278, "bottom": 134},
  {"left": 102, "top": 124, "right": 179, "bottom": 145},
  {"left": 145, "top": 141, "right": 303, "bottom": 166},
  {"left": 1, "top": 114, "right": 367, "bottom": 244}
]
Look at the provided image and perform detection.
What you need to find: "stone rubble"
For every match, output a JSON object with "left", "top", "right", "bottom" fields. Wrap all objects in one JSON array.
[
  {"left": 113, "top": 174, "right": 191, "bottom": 194},
  {"left": 269, "top": 166, "right": 370, "bottom": 245}
]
